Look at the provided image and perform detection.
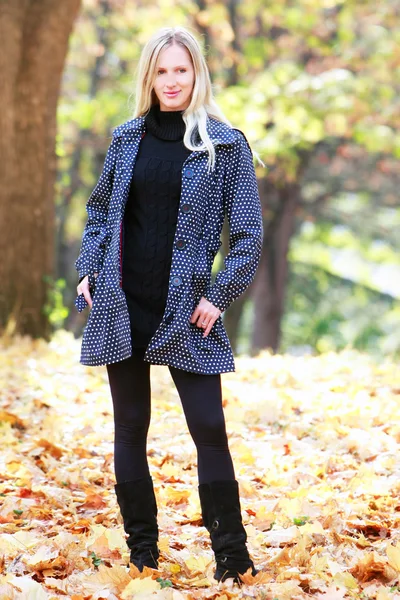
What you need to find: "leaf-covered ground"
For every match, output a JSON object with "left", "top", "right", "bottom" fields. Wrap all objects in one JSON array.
[{"left": 1, "top": 331, "right": 400, "bottom": 599}]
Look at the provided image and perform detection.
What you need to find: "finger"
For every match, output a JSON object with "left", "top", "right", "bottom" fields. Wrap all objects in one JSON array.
[
  {"left": 199, "top": 315, "right": 211, "bottom": 329},
  {"left": 83, "top": 288, "right": 92, "bottom": 309},
  {"left": 77, "top": 275, "right": 89, "bottom": 296},
  {"left": 190, "top": 305, "right": 201, "bottom": 323},
  {"left": 203, "top": 317, "right": 216, "bottom": 337},
  {"left": 196, "top": 317, "right": 207, "bottom": 328}
]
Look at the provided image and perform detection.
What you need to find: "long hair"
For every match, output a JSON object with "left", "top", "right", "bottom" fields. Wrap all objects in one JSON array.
[{"left": 131, "top": 26, "right": 263, "bottom": 172}]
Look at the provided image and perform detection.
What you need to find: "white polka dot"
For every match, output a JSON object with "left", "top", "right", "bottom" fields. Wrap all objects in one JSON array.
[{"left": 74, "top": 115, "right": 264, "bottom": 374}]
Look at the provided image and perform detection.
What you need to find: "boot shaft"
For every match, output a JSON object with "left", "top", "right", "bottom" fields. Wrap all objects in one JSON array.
[
  {"left": 198, "top": 479, "right": 257, "bottom": 583},
  {"left": 114, "top": 475, "right": 159, "bottom": 569}
]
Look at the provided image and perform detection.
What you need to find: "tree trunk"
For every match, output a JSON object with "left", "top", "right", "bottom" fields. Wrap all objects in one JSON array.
[
  {"left": 252, "top": 180, "right": 300, "bottom": 353},
  {"left": 226, "top": 0, "right": 240, "bottom": 86},
  {"left": 0, "top": 0, "right": 81, "bottom": 337},
  {"left": 223, "top": 286, "right": 251, "bottom": 353},
  {"left": 57, "top": 0, "right": 112, "bottom": 332},
  {"left": 219, "top": 217, "right": 250, "bottom": 352}
]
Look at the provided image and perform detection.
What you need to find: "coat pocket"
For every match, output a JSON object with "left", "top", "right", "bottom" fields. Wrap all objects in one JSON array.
[{"left": 188, "top": 321, "right": 214, "bottom": 352}]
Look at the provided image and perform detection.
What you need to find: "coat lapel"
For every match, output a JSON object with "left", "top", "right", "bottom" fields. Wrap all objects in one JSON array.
[
  {"left": 113, "top": 115, "right": 236, "bottom": 217},
  {"left": 79, "top": 113, "right": 251, "bottom": 372}
]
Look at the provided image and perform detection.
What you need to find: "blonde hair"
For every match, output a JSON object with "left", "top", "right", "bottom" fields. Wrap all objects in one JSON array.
[{"left": 131, "top": 26, "right": 264, "bottom": 172}]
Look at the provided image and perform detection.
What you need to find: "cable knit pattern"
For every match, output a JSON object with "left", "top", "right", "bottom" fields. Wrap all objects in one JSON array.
[{"left": 122, "top": 104, "right": 192, "bottom": 346}]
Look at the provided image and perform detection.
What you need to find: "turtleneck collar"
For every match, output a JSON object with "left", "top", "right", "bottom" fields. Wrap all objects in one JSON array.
[{"left": 145, "top": 103, "right": 186, "bottom": 141}]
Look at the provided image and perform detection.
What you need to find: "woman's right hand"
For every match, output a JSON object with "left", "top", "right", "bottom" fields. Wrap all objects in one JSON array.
[{"left": 77, "top": 273, "right": 98, "bottom": 309}]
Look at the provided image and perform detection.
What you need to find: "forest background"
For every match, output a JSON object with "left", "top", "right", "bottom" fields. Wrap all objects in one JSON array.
[{"left": 1, "top": 0, "right": 400, "bottom": 360}]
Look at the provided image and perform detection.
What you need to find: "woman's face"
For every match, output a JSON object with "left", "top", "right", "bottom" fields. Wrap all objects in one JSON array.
[{"left": 153, "top": 43, "right": 195, "bottom": 111}]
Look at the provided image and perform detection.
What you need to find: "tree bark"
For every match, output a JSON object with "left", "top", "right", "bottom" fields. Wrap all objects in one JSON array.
[
  {"left": 226, "top": 0, "right": 240, "bottom": 86},
  {"left": 0, "top": 0, "right": 81, "bottom": 337},
  {"left": 219, "top": 217, "right": 251, "bottom": 353},
  {"left": 252, "top": 179, "right": 301, "bottom": 353},
  {"left": 57, "top": 0, "right": 112, "bottom": 332}
]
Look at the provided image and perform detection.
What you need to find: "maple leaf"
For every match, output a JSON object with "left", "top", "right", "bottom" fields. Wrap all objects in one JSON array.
[
  {"left": 2, "top": 333, "right": 400, "bottom": 598},
  {"left": 238, "top": 566, "right": 271, "bottom": 585},
  {"left": 121, "top": 576, "right": 161, "bottom": 597},
  {"left": 350, "top": 551, "right": 397, "bottom": 583},
  {"left": 129, "top": 563, "right": 162, "bottom": 579},
  {"left": 386, "top": 542, "right": 400, "bottom": 571}
]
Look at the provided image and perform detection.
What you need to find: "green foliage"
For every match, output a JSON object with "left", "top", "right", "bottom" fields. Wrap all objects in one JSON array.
[
  {"left": 281, "top": 261, "right": 400, "bottom": 358},
  {"left": 293, "top": 516, "right": 310, "bottom": 526},
  {"left": 56, "top": 0, "right": 400, "bottom": 356},
  {"left": 42, "top": 276, "right": 69, "bottom": 330},
  {"left": 156, "top": 578, "right": 173, "bottom": 588},
  {"left": 89, "top": 551, "right": 103, "bottom": 568}
]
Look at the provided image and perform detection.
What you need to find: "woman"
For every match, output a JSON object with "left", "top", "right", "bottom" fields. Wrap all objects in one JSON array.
[{"left": 75, "top": 26, "right": 263, "bottom": 584}]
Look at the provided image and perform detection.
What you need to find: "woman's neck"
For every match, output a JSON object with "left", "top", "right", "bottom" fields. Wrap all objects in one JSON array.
[{"left": 145, "top": 103, "right": 185, "bottom": 141}]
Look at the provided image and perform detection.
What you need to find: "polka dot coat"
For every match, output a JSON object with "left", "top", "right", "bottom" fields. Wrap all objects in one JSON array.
[{"left": 74, "top": 115, "right": 264, "bottom": 374}]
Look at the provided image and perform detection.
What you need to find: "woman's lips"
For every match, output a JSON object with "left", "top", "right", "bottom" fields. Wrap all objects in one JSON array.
[{"left": 165, "top": 91, "right": 180, "bottom": 97}]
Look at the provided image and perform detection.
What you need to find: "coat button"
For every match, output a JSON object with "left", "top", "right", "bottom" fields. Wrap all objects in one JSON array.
[
  {"left": 181, "top": 203, "right": 191, "bottom": 213},
  {"left": 175, "top": 239, "right": 186, "bottom": 249},
  {"left": 184, "top": 168, "right": 194, "bottom": 178},
  {"left": 172, "top": 276, "right": 182, "bottom": 286}
]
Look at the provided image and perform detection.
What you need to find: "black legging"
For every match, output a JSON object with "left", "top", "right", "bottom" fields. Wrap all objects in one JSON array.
[{"left": 106, "top": 346, "right": 235, "bottom": 485}]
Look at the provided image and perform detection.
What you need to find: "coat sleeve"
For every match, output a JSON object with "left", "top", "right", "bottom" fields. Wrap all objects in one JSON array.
[
  {"left": 74, "top": 133, "right": 121, "bottom": 282},
  {"left": 204, "top": 129, "right": 264, "bottom": 313}
]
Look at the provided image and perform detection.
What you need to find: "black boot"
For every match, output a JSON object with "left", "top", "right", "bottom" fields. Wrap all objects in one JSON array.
[
  {"left": 114, "top": 475, "right": 160, "bottom": 571},
  {"left": 198, "top": 479, "right": 258, "bottom": 584}
]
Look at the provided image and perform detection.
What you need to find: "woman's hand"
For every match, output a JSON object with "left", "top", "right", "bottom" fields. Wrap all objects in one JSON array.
[
  {"left": 190, "top": 296, "right": 222, "bottom": 337},
  {"left": 77, "top": 273, "right": 98, "bottom": 309}
]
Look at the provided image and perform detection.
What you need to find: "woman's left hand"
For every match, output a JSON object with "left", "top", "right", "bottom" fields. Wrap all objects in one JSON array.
[{"left": 190, "top": 297, "right": 222, "bottom": 337}]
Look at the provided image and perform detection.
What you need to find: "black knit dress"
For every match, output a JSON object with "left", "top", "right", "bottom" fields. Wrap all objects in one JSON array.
[{"left": 121, "top": 104, "right": 192, "bottom": 347}]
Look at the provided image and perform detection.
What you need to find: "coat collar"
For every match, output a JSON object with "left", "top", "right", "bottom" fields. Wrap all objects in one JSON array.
[{"left": 113, "top": 114, "right": 237, "bottom": 147}]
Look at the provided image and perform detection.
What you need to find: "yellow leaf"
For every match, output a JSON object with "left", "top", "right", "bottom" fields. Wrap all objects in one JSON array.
[
  {"left": 183, "top": 576, "right": 211, "bottom": 587},
  {"left": 164, "top": 486, "right": 190, "bottom": 505},
  {"left": 300, "top": 520, "right": 325, "bottom": 536},
  {"left": 239, "top": 568, "right": 271, "bottom": 585},
  {"left": 80, "top": 563, "right": 131, "bottom": 594},
  {"left": 105, "top": 527, "right": 128, "bottom": 552},
  {"left": 235, "top": 443, "right": 255, "bottom": 465},
  {"left": 158, "top": 536, "right": 170, "bottom": 553},
  {"left": 183, "top": 554, "right": 212, "bottom": 574},
  {"left": 25, "top": 545, "right": 59, "bottom": 567},
  {"left": 129, "top": 564, "right": 160, "bottom": 579},
  {"left": 0, "top": 531, "right": 40, "bottom": 553},
  {"left": 333, "top": 571, "right": 359, "bottom": 589},
  {"left": 387, "top": 542, "right": 400, "bottom": 572},
  {"left": 120, "top": 576, "right": 160, "bottom": 598},
  {"left": 169, "top": 563, "right": 181, "bottom": 574}
]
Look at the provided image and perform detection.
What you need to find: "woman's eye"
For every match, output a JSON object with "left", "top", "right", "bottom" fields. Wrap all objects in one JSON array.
[{"left": 157, "top": 69, "right": 186, "bottom": 75}]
